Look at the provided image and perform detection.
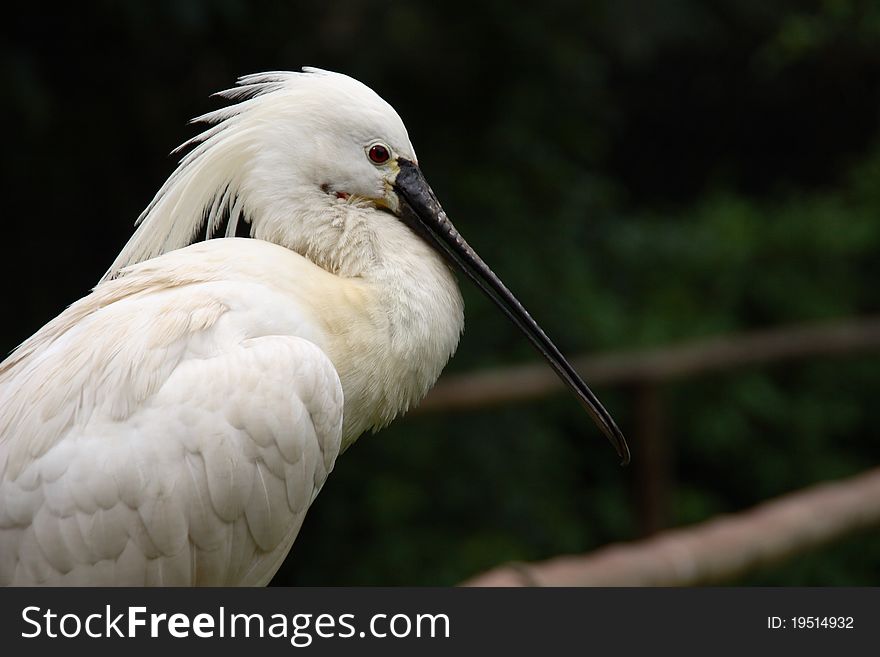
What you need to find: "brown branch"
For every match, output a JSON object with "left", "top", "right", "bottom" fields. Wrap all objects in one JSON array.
[
  {"left": 462, "top": 467, "right": 880, "bottom": 586},
  {"left": 417, "top": 316, "right": 880, "bottom": 412}
]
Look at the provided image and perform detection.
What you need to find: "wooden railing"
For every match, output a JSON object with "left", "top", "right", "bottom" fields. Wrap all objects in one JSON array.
[
  {"left": 463, "top": 466, "right": 880, "bottom": 586},
  {"left": 414, "top": 316, "right": 880, "bottom": 585},
  {"left": 419, "top": 316, "right": 880, "bottom": 410},
  {"left": 421, "top": 316, "right": 880, "bottom": 536}
]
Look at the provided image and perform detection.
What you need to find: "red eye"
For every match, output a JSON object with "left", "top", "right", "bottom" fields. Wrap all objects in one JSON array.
[{"left": 368, "top": 144, "right": 390, "bottom": 164}]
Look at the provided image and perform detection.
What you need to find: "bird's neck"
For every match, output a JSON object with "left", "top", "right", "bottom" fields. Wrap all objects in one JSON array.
[
  {"left": 251, "top": 190, "right": 384, "bottom": 279},
  {"left": 254, "top": 198, "right": 465, "bottom": 448}
]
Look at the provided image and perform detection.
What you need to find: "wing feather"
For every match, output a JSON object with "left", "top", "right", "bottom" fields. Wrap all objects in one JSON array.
[{"left": 0, "top": 270, "right": 344, "bottom": 586}]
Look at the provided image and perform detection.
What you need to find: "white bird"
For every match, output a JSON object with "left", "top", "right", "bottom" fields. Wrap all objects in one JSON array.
[{"left": 0, "top": 69, "right": 628, "bottom": 586}]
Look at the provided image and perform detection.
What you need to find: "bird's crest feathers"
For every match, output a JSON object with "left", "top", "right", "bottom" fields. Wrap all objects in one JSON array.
[{"left": 101, "top": 68, "right": 381, "bottom": 282}]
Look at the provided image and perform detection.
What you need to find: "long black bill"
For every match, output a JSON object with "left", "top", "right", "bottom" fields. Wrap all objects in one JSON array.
[{"left": 393, "top": 158, "right": 630, "bottom": 465}]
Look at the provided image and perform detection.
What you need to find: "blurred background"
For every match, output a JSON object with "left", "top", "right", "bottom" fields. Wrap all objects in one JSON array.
[{"left": 3, "top": 0, "right": 880, "bottom": 585}]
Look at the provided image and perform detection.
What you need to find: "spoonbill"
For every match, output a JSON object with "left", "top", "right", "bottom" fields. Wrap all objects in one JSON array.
[{"left": 0, "top": 69, "right": 628, "bottom": 586}]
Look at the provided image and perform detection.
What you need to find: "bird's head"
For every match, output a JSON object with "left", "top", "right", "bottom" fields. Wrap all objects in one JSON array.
[
  {"left": 104, "top": 68, "right": 630, "bottom": 464},
  {"left": 226, "top": 69, "right": 419, "bottom": 218},
  {"left": 102, "top": 69, "right": 415, "bottom": 275}
]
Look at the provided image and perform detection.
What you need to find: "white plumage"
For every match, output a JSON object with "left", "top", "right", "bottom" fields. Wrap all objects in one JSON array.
[
  {"left": 0, "top": 68, "right": 626, "bottom": 586},
  {"left": 0, "top": 70, "right": 463, "bottom": 585}
]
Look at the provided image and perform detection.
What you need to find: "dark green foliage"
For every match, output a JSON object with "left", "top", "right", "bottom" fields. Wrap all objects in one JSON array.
[{"left": 3, "top": 0, "right": 879, "bottom": 584}]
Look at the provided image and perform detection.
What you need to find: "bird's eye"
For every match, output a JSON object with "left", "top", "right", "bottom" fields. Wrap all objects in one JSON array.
[{"left": 368, "top": 143, "right": 391, "bottom": 165}]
